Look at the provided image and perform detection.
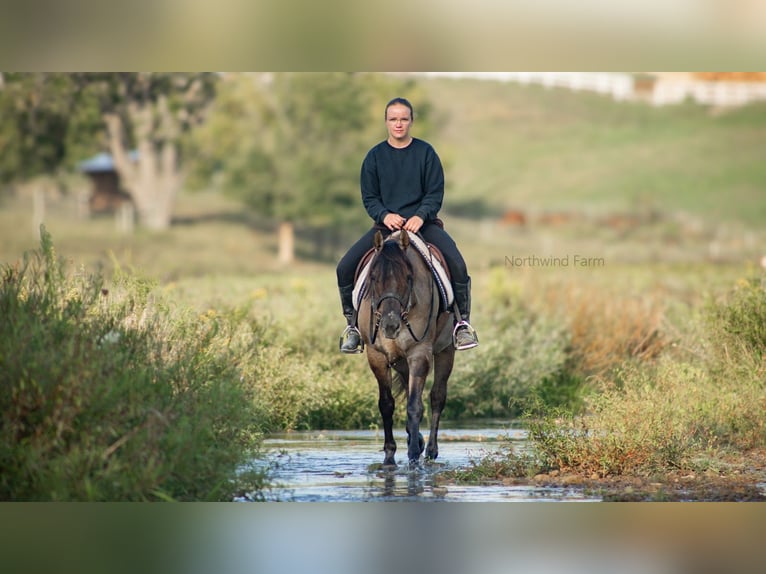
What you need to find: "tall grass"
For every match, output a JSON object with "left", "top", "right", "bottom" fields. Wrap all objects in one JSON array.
[
  {"left": 0, "top": 228, "right": 267, "bottom": 500},
  {"left": 233, "top": 276, "right": 394, "bottom": 431},
  {"left": 444, "top": 267, "right": 574, "bottom": 418},
  {"left": 522, "top": 271, "right": 766, "bottom": 478},
  {"left": 443, "top": 266, "right": 671, "bottom": 419},
  {"left": 444, "top": 266, "right": 765, "bottom": 483}
]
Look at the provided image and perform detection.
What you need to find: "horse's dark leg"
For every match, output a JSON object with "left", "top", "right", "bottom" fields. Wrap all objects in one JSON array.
[
  {"left": 405, "top": 352, "right": 431, "bottom": 465},
  {"left": 366, "top": 348, "right": 397, "bottom": 467},
  {"left": 378, "top": 381, "right": 397, "bottom": 467},
  {"left": 426, "top": 347, "right": 455, "bottom": 461}
]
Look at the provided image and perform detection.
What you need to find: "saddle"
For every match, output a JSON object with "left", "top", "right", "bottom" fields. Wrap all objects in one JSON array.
[{"left": 352, "top": 231, "right": 454, "bottom": 311}]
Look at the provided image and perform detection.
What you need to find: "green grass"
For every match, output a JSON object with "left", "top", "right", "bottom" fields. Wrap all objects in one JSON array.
[{"left": 423, "top": 78, "right": 766, "bottom": 225}]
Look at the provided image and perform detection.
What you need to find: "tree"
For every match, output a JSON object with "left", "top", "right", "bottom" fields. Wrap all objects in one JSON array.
[
  {"left": 0, "top": 73, "right": 101, "bottom": 186},
  {"left": 93, "top": 73, "right": 218, "bottom": 230},
  {"left": 188, "top": 72, "right": 435, "bottom": 263},
  {"left": 0, "top": 73, "right": 218, "bottom": 230}
]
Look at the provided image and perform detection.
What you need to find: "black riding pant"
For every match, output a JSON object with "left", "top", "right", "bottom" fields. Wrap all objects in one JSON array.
[{"left": 336, "top": 222, "right": 469, "bottom": 288}]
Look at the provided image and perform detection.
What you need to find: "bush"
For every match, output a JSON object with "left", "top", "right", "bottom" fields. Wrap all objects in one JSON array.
[
  {"left": 240, "top": 344, "right": 383, "bottom": 431},
  {"left": 228, "top": 276, "right": 393, "bottom": 431},
  {"left": 707, "top": 274, "right": 766, "bottom": 379},
  {"left": 445, "top": 268, "right": 580, "bottom": 419},
  {"left": 703, "top": 272, "right": 766, "bottom": 448},
  {"left": 526, "top": 362, "right": 714, "bottom": 477},
  {"left": 446, "top": 303, "right": 573, "bottom": 418},
  {"left": 0, "top": 228, "right": 267, "bottom": 501},
  {"left": 535, "top": 279, "right": 668, "bottom": 382},
  {"left": 520, "top": 271, "right": 766, "bottom": 478}
]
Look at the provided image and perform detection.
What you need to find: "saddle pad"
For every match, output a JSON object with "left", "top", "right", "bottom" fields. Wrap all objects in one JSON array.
[{"left": 352, "top": 231, "right": 454, "bottom": 310}]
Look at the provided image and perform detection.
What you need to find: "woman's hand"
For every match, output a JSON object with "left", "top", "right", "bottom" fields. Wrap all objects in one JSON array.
[
  {"left": 403, "top": 215, "right": 423, "bottom": 234},
  {"left": 383, "top": 212, "right": 406, "bottom": 231}
]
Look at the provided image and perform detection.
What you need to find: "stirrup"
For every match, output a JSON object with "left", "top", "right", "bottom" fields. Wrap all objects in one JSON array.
[
  {"left": 452, "top": 320, "right": 479, "bottom": 350},
  {"left": 339, "top": 325, "right": 364, "bottom": 354}
]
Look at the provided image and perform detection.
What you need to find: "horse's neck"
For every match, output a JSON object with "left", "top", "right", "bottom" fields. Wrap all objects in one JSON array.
[
  {"left": 405, "top": 249, "right": 436, "bottom": 302},
  {"left": 405, "top": 248, "right": 429, "bottom": 277}
]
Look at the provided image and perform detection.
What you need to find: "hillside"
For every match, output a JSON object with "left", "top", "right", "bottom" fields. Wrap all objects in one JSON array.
[{"left": 420, "top": 76, "right": 766, "bottom": 226}]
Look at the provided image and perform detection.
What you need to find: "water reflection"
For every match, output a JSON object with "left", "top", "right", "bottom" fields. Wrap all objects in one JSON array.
[
  {"left": 254, "top": 422, "right": 599, "bottom": 502},
  {"left": 374, "top": 468, "right": 426, "bottom": 499}
]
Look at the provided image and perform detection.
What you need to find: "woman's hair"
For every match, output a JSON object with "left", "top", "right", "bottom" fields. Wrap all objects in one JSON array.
[{"left": 385, "top": 97, "right": 414, "bottom": 121}]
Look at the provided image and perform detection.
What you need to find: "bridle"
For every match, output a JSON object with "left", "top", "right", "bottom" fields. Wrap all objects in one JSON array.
[{"left": 369, "top": 269, "right": 435, "bottom": 345}]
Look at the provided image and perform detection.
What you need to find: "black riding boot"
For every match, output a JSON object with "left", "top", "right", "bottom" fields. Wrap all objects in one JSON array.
[
  {"left": 338, "top": 284, "right": 363, "bottom": 354},
  {"left": 452, "top": 278, "right": 479, "bottom": 350}
]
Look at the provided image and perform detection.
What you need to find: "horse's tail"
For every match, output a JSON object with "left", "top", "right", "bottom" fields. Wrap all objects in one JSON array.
[{"left": 391, "top": 368, "right": 408, "bottom": 398}]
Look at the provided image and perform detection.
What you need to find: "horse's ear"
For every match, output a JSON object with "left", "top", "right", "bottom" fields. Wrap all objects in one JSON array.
[
  {"left": 399, "top": 229, "right": 410, "bottom": 250},
  {"left": 374, "top": 231, "right": 384, "bottom": 251}
]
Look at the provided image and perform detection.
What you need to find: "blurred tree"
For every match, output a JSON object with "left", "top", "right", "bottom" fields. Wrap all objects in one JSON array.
[
  {"left": 0, "top": 73, "right": 218, "bottom": 230},
  {"left": 187, "top": 72, "right": 434, "bottom": 263},
  {"left": 93, "top": 73, "right": 218, "bottom": 229},
  {"left": 0, "top": 73, "right": 101, "bottom": 185}
]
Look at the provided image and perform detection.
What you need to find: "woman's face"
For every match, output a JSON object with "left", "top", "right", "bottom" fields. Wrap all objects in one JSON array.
[{"left": 385, "top": 103, "right": 413, "bottom": 144}]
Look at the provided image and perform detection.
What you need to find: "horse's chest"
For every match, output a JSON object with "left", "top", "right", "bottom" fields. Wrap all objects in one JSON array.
[{"left": 378, "top": 340, "right": 406, "bottom": 365}]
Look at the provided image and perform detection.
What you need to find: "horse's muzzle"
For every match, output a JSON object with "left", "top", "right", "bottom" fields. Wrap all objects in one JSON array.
[{"left": 380, "top": 311, "right": 401, "bottom": 339}]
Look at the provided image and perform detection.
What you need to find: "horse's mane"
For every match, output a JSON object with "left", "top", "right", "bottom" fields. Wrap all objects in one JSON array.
[{"left": 370, "top": 240, "right": 413, "bottom": 287}]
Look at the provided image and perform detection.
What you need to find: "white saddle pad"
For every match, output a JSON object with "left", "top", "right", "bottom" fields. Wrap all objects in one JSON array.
[{"left": 352, "top": 231, "right": 454, "bottom": 310}]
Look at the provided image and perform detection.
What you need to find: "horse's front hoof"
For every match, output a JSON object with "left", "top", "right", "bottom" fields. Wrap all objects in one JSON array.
[
  {"left": 425, "top": 447, "right": 438, "bottom": 461},
  {"left": 382, "top": 458, "right": 397, "bottom": 470}
]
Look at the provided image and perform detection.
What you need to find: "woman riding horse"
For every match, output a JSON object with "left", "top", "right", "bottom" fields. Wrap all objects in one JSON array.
[{"left": 336, "top": 97, "right": 479, "bottom": 354}]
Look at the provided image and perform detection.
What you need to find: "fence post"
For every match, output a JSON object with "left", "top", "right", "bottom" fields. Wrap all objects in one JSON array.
[
  {"left": 32, "top": 187, "right": 45, "bottom": 238},
  {"left": 116, "top": 202, "right": 135, "bottom": 234}
]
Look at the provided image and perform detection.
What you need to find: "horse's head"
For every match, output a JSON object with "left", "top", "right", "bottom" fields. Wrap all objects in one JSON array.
[{"left": 370, "top": 230, "right": 412, "bottom": 340}]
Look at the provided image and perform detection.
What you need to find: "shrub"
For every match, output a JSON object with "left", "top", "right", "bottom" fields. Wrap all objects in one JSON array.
[
  {"left": 446, "top": 306, "right": 573, "bottom": 418},
  {"left": 521, "top": 273, "right": 766, "bottom": 478},
  {"left": 702, "top": 272, "right": 766, "bottom": 448},
  {"left": 445, "top": 268, "right": 579, "bottom": 419},
  {"left": 536, "top": 280, "right": 668, "bottom": 382},
  {"left": 706, "top": 273, "right": 766, "bottom": 379},
  {"left": 235, "top": 278, "right": 393, "bottom": 431},
  {"left": 526, "top": 363, "right": 714, "bottom": 477},
  {"left": 0, "top": 228, "right": 267, "bottom": 501}
]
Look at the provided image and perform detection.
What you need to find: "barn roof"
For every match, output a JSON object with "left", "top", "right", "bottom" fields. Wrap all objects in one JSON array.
[{"left": 79, "top": 151, "right": 139, "bottom": 173}]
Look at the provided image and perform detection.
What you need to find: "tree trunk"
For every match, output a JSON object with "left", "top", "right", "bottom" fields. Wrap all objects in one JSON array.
[
  {"left": 277, "top": 221, "right": 294, "bottom": 265},
  {"left": 103, "top": 96, "right": 181, "bottom": 231}
]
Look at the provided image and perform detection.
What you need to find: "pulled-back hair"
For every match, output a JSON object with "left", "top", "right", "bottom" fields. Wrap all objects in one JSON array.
[{"left": 385, "top": 97, "right": 414, "bottom": 120}]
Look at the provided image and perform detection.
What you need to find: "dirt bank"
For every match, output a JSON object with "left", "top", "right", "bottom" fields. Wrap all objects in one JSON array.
[{"left": 528, "top": 449, "right": 766, "bottom": 501}]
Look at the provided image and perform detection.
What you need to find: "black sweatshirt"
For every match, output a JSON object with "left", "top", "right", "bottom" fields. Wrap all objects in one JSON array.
[{"left": 360, "top": 138, "right": 445, "bottom": 225}]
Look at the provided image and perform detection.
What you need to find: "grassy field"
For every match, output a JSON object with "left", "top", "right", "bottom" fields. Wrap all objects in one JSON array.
[
  {"left": 1, "top": 76, "right": 764, "bottom": 500},
  {"left": 424, "top": 77, "right": 766, "bottom": 226}
]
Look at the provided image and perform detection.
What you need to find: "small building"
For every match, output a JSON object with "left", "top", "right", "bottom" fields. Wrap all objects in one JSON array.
[{"left": 78, "top": 151, "right": 136, "bottom": 213}]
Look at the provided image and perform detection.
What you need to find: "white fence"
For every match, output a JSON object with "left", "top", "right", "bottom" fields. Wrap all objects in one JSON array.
[
  {"left": 418, "top": 72, "right": 634, "bottom": 101},
  {"left": 415, "top": 72, "right": 766, "bottom": 108},
  {"left": 650, "top": 80, "right": 766, "bottom": 107}
]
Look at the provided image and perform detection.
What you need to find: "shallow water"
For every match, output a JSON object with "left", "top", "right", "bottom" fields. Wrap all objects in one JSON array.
[{"left": 254, "top": 422, "right": 599, "bottom": 502}]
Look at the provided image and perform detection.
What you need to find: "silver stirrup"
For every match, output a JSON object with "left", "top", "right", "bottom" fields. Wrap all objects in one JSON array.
[
  {"left": 339, "top": 325, "right": 364, "bottom": 354},
  {"left": 452, "top": 320, "right": 479, "bottom": 350}
]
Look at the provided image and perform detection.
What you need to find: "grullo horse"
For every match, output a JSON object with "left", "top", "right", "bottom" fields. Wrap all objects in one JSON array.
[{"left": 358, "top": 230, "right": 455, "bottom": 467}]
